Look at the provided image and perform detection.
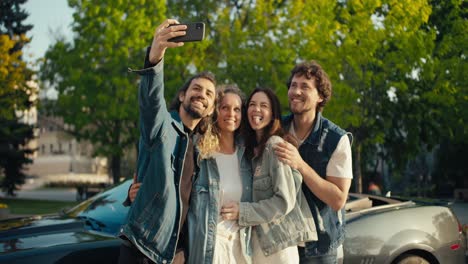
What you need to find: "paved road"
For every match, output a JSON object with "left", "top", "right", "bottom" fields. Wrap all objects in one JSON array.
[
  {"left": 1, "top": 188, "right": 77, "bottom": 202},
  {"left": 0, "top": 177, "right": 77, "bottom": 202}
]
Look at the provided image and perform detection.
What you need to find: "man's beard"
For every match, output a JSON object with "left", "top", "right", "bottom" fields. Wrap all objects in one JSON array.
[
  {"left": 183, "top": 98, "right": 206, "bottom": 119},
  {"left": 289, "top": 102, "right": 312, "bottom": 115}
]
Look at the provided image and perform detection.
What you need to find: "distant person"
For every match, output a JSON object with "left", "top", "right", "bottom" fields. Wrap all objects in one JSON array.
[
  {"left": 118, "top": 19, "right": 216, "bottom": 264},
  {"left": 368, "top": 181, "right": 382, "bottom": 195},
  {"left": 274, "top": 61, "right": 353, "bottom": 264}
]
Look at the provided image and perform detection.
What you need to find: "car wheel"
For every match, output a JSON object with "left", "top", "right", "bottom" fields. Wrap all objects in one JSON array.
[{"left": 395, "top": 254, "right": 430, "bottom": 264}]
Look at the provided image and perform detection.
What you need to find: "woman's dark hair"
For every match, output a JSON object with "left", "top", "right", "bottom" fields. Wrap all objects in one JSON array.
[{"left": 243, "top": 87, "right": 296, "bottom": 157}]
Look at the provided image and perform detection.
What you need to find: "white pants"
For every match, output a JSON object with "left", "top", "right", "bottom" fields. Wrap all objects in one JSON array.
[
  {"left": 337, "top": 244, "right": 343, "bottom": 264},
  {"left": 213, "top": 226, "right": 247, "bottom": 264},
  {"left": 252, "top": 231, "right": 299, "bottom": 264}
]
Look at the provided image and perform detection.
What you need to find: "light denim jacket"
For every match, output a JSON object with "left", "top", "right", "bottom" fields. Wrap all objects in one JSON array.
[
  {"left": 238, "top": 135, "right": 317, "bottom": 256},
  {"left": 187, "top": 142, "right": 253, "bottom": 264},
  {"left": 119, "top": 58, "right": 191, "bottom": 264}
]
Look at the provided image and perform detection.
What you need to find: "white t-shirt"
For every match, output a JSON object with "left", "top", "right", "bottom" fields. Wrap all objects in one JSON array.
[
  {"left": 327, "top": 135, "right": 353, "bottom": 179},
  {"left": 214, "top": 149, "right": 242, "bottom": 232}
]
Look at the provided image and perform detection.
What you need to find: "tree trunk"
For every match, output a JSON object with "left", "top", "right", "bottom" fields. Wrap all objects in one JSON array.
[
  {"left": 135, "top": 141, "right": 139, "bottom": 166},
  {"left": 353, "top": 143, "right": 363, "bottom": 193},
  {"left": 110, "top": 120, "right": 122, "bottom": 184},
  {"left": 111, "top": 155, "right": 121, "bottom": 184}
]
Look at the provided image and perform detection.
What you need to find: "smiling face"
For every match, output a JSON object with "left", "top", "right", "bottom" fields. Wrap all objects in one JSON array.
[
  {"left": 287, "top": 74, "right": 323, "bottom": 116},
  {"left": 179, "top": 77, "right": 216, "bottom": 119},
  {"left": 216, "top": 92, "right": 242, "bottom": 133},
  {"left": 247, "top": 91, "right": 272, "bottom": 137}
]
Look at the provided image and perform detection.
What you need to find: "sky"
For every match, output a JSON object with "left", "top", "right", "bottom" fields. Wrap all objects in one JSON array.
[{"left": 23, "top": 0, "right": 74, "bottom": 65}]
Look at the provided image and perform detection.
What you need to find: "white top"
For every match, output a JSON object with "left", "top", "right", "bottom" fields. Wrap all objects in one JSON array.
[
  {"left": 215, "top": 149, "right": 242, "bottom": 232},
  {"left": 289, "top": 125, "right": 353, "bottom": 179},
  {"left": 327, "top": 135, "right": 353, "bottom": 179}
]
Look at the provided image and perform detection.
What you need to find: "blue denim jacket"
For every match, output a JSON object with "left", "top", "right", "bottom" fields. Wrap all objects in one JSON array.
[
  {"left": 283, "top": 113, "right": 352, "bottom": 256},
  {"left": 187, "top": 142, "right": 253, "bottom": 264},
  {"left": 239, "top": 136, "right": 317, "bottom": 255},
  {"left": 120, "top": 59, "right": 190, "bottom": 264}
]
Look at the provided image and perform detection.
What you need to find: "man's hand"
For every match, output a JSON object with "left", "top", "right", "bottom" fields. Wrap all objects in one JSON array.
[
  {"left": 173, "top": 250, "right": 185, "bottom": 264},
  {"left": 221, "top": 202, "right": 240, "bottom": 221},
  {"left": 274, "top": 141, "right": 305, "bottom": 171},
  {"left": 149, "top": 19, "right": 187, "bottom": 64},
  {"left": 276, "top": 140, "right": 352, "bottom": 211},
  {"left": 129, "top": 173, "right": 141, "bottom": 203}
]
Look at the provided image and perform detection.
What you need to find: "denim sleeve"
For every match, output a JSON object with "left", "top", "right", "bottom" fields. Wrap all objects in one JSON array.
[
  {"left": 238, "top": 137, "right": 299, "bottom": 226},
  {"left": 130, "top": 48, "right": 170, "bottom": 148}
]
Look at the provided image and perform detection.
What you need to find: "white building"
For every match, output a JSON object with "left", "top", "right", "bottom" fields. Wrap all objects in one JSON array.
[{"left": 22, "top": 80, "right": 109, "bottom": 186}]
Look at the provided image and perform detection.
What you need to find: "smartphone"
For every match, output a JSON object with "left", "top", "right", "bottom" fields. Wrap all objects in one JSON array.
[{"left": 168, "top": 22, "right": 205, "bottom": 42}]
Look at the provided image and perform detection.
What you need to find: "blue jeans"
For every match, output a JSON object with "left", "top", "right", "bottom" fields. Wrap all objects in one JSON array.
[{"left": 298, "top": 246, "right": 337, "bottom": 264}]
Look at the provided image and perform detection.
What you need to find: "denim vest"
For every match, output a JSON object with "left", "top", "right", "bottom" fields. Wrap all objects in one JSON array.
[
  {"left": 283, "top": 113, "right": 352, "bottom": 256},
  {"left": 187, "top": 141, "right": 253, "bottom": 264},
  {"left": 238, "top": 136, "right": 317, "bottom": 255},
  {"left": 120, "top": 59, "right": 191, "bottom": 264}
]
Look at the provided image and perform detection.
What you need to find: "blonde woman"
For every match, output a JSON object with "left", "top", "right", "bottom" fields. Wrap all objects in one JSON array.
[{"left": 187, "top": 85, "right": 253, "bottom": 264}]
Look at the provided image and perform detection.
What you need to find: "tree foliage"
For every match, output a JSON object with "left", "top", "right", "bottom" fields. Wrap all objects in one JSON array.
[
  {"left": 0, "top": 36, "right": 35, "bottom": 195},
  {"left": 165, "top": 0, "right": 465, "bottom": 193},
  {"left": 425, "top": 0, "right": 468, "bottom": 194},
  {"left": 0, "top": 0, "right": 35, "bottom": 195},
  {"left": 41, "top": 0, "right": 466, "bottom": 192},
  {"left": 329, "top": 0, "right": 434, "bottom": 192},
  {"left": 0, "top": 0, "right": 33, "bottom": 52},
  {"left": 40, "top": 0, "right": 167, "bottom": 184}
]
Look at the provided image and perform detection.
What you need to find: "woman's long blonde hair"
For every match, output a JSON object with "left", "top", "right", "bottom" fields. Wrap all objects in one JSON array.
[{"left": 197, "top": 84, "right": 245, "bottom": 160}]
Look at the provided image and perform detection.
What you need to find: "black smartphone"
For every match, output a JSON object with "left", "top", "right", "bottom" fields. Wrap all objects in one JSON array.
[{"left": 168, "top": 22, "right": 205, "bottom": 42}]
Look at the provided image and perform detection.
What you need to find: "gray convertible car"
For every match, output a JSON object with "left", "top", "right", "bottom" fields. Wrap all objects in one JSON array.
[
  {"left": 343, "top": 193, "right": 466, "bottom": 263},
  {"left": 0, "top": 180, "right": 466, "bottom": 264}
]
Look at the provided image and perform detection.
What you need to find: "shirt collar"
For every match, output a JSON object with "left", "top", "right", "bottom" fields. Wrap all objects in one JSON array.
[
  {"left": 283, "top": 112, "right": 323, "bottom": 146},
  {"left": 170, "top": 110, "right": 195, "bottom": 136}
]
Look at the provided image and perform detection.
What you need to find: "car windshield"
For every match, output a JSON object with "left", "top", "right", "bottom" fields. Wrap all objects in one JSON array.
[{"left": 65, "top": 180, "right": 131, "bottom": 235}]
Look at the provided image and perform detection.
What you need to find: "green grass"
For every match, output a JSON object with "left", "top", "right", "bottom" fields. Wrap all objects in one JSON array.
[{"left": 0, "top": 198, "right": 79, "bottom": 215}]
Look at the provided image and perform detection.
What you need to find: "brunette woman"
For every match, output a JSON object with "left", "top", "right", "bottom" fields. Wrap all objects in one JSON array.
[{"left": 221, "top": 87, "right": 317, "bottom": 264}]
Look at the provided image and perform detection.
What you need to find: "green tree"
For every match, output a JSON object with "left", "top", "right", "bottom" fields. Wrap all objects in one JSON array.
[
  {"left": 167, "top": 0, "right": 438, "bottom": 193},
  {"left": 427, "top": 0, "right": 467, "bottom": 148},
  {"left": 0, "top": 35, "right": 36, "bottom": 196},
  {"left": 0, "top": 0, "right": 35, "bottom": 196},
  {"left": 40, "top": 0, "right": 166, "bottom": 184},
  {"left": 166, "top": 1, "right": 298, "bottom": 104},
  {"left": 320, "top": 0, "right": 466, "bottom": 194},
  {"left": 424, "top": 0, "right": 468, "bottom": 193},
  {"left": 210, "top": 0, "right": 434, "bottom": 192},
  {"left": 41, "top": 0, "right": 466, "bottom": 194},
  {"left": 315, "top": 0, "right": 433, "bottom": 192},
  {"left": 0, "top": 0, "right": 33, "bottom": 52}
]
